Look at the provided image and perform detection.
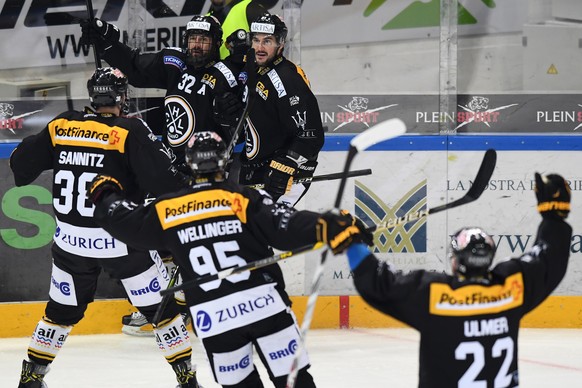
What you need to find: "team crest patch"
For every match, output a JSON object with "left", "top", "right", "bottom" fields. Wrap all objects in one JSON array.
[{"left": 165, "top": 95, "right": 195, "bottom": 147}]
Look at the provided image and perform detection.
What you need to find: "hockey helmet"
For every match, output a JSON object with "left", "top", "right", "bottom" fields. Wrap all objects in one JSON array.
[
  {"left": 182, "top": 15, "right": 223, "bottom": 66},
  {"left": 185, "top": 131, "right": 227, "bottom": 176},
  {"left": 87, "top": 67, "right": 128, "bottom": 111},
  {"left": 450, "top": 227, "right": 496, "bottom": 278},
  {"left": 250, "top": 13, "right": 288, "bottom": 44}
]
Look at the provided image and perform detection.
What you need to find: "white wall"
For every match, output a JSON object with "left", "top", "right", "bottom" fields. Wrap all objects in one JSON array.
[{"left": 300, "top": 33, "right": 525, "bottom": 94}]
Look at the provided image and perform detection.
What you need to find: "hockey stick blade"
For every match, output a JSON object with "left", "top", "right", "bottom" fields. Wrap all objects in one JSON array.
[
  {"left": 248, "top": 169, "right": 372, "bottom": 190},
  {"left": 428, "top": 148, "right": 496, "bottom": 215},
  {"left": 375, "top": 149, "right": 497, "bottom": 231},
  {"left": 351, "top": 118, "right": 406, "bottom": 152},
  {"left": 160, "top": 243, "right": 324, "bottom": 296},
  {"left": 334, "top": 118, "right": 407, "bottom": 208}
]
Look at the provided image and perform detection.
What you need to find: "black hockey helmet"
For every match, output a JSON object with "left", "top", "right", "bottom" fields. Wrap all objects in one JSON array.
[
  {"left": 87, "top": 67, "right": 128, "bottom": 111},
  {"left": 250, "top": 13, "right": 288, "bottom": 44},
  {"left": 182, "top": 15, "right": 223, "bottom": 66},
  {"left": 450, "top": 227, "right": 496, "bottom": 278},
  {"left": 185, "top": 131, "right": 227, "bottom": 176}
]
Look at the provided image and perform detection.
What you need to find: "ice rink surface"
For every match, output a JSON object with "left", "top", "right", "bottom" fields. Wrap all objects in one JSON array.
[{"left": 2, "top": 328, "right": 581, "bottom": 387}]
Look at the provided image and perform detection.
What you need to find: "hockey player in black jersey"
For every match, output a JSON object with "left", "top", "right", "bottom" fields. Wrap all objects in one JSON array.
[
  {"left": 80, "top": 14, "right": 244, "bottom": 166},
  {"left": 81, "top": 13, "right": 247, "bottom": 337},
  {"left": 324, "top": 172, "right": 572, "bottom": 388},
  {"left": 240, "top": 13, "right": 324, "bottom": 205},
  {"left": 11, "top": 68, "right": 200, "bottom": 388},
  {"left": 88, "top": 131, "right": 367, "bottom": 388}
]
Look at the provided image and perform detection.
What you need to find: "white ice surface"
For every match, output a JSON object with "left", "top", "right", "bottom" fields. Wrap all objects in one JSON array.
[{"left": 1, "top": 328, "right": 581, "bottom": 387}]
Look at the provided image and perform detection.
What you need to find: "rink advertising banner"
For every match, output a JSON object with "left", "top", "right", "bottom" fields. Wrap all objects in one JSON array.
[
  {"left": 317, "top": 94, "right": 582, "bottom": 134},
  {"left": 0, "top": 0, "right": 527, "bottom": 70},
  {"left": 3, "top": 94, "right": 582, "bottom": 142},
  {"left": 2, "top": 135, "right": 582, "bottom": 302},
  {"left": 300, "top": 137, "right": 582, "bottom": 297}
]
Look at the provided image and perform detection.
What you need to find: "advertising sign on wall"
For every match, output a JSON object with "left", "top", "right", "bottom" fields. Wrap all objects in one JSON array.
[
  {"left": 0, "top": 0, "right": 527, "bottom": 70},
  {"left": 3, "top": 94, "right": 582, "bottom": 144}
]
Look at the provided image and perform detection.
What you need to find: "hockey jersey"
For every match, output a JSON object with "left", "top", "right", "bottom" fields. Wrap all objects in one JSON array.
[
  {"left": 93, "top": 179, "right": 322, "bottom": 334},
  {"left": 102, "top": 43, "right": 241, "bottom": 164},
  {"left": 244, "top": 56, "right": 324, "bottom": 164},
  {"left": 10, "top": 109, "right": 184, "bottom": 258},
  {"left": 351, "top": 218, "right": 572, "bottom": 388}
]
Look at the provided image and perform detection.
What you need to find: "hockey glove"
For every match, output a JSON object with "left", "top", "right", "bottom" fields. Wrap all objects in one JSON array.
[
  {"left": 88, "top": 175, "right": 123, "bottom": 204},
  {"left": 264, "top": 155, "right": 298, "bottom": 200},
  {"left": 214, "top": 92, "right": 244, "bottom": 128},
  {"left": 226, "top": 29, "right": 250, "bottom": 57},
  {"left": 535, "top": 172, "right": 570, "bottom": 219},
  {"left": 80, "top": 18, "right": 120, "bottom": 51},
  {"left": 317, "top": 210, "right": 374, "bottom": 255}
]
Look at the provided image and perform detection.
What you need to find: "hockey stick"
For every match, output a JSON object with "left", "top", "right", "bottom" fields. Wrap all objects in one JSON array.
[
  {"left": 159, "top": 242, "right": 325, "bottom": 296},
  {"left": 248, "top": 168, "right": 372, "bottom": 189},
  {"left": 285, "top": 118, "right": 407, "bottom": 388},
  {"left": 373, "top": 148, "right": 497, "bottom": 232},
  {"left": 85, "top": 0, "right": 102, "bottom": 68},
  {"left": 152, "top": 265, "right": 180, "bottom": 326},
  {"left": 223, "top": 48, "right": 256, "bottom": 163}
]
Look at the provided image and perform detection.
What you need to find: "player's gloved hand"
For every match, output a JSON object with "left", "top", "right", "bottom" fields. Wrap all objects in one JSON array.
[
  {"left": 80, "top": 18, "right": 120, "bottom": 51},
  {"left": 214, "top": 92, "right": 244, "bottom": 124},
  {"left": 226, "top": 29, "right": 250, "bottom": 57},
  {"left": 214, "top": 92, "right": 244, "bottom": 142},
  {"left": 317, "top": 210, "right": 374, "bottom": 255},
  {"left": 88, "top": 174, "right": 123, "bottom": 204},
  {"left": 535, "top": 172, "right": 570, "bottom": 219},
  {"left": 264, "top": 155, "right": 298, "bottom": 200}
]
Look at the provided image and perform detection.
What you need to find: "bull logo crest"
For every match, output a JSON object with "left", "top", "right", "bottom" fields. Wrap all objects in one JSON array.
[
  {"left": 0, "top": 103, "right": 14, "bottom": 118},
  {"left": 467, "top": 96, "right": 489, "bottom": 111},
  {"left": 347, "top": 96, "right": 369, "bottom": 111}
]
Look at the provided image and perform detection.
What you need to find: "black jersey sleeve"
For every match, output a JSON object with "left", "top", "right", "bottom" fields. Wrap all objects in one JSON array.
[
  {"left": 238, "top": 186, "right": 320, "bottom": 250},
  {"left": 280, "top": 64, "right": 324, "bottom": 160},
  {"left": 493, "top": 217, "right": 572, "bottom": 313},
  {"left": 352, "top": 255, "right": 436, "bottom": 329},
  {"left": 102, "top": 42, "right": 170, "bottom": 89},
  {"left": 93, "top": 191, "right": 168, "bottom": 252},
  {"left": 10, "top": 124, "right": 54, "bottom": 186}
]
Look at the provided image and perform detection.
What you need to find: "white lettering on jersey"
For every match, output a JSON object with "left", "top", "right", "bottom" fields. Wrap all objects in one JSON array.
[
  {"left": 213, "top": 62, "right": 238, "bottom": 88},
  {"left": 463, "top": 317, "right": 509, "bottom": 337},
  {"left": 54, "top": 218, "right": 128, "bottom": 258},
  {"left": 191, "top": 283, "right": 286, "bottom": 339},
  {"left": 268, "top": 69, "right": 286, "bottom": 98},
  {"left": 176, "top": 220, "right": 243, "bottom": 243},
  {"left": 58, "top": 151, "right": 104, "bottom": 167}
]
